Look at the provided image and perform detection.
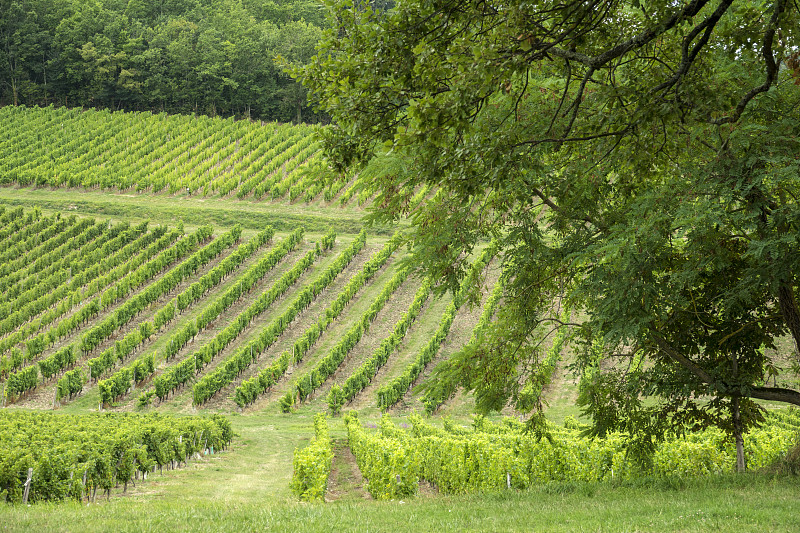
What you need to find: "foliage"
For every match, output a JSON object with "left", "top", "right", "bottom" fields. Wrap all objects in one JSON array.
[
  {"left": 0, "top": 221, "right": 176, "bottom": 379},
  {"left": 290, "top": 413, "right": 333, "bottom": 502},
  {"left": 285, "top": 237, "right": 414, "bottom": 409},
  {"left": 0, "top": 410, "right": 232, "bottom": 504},
  {"left": 300, "top": 0, "right": 800, "bottom": 454},
  {"left": 345, "top": 409, "right": 800, "bottom": 500},
  {"left": 95, "top": 226, "right": 274, "bottom": 404},
  {"left": 325, "top": 267, "right": 418, "bottom": 413},
  {"left": 156, "top": 239, "right": 318, "bottom": 402},
  {"left": 0, "top": 106, "right": 327, "bottom": 198},
  {"left": 0, "top": 0, "right": 326, "bottom": 122},
  {"left": 421, "top": 273, "right": 506, "bottom": 414}
]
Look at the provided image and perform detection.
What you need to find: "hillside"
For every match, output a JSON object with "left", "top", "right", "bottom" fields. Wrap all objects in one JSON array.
[
  {"left": 0, "top": 210, "right": 491, "bottom": 417},
  {"left": 0, "top": 106, "right": 798, "bottom": 531}
]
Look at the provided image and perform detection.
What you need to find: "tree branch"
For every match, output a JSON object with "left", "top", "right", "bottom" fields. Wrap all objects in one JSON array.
[
  {"left": 749, "top": 386, "right": 800, "bottom": 406},
  {"left": 652, "top": 0, "right": 734, "bottom": 96},
  {"left": 652, "top": 333, "right": 800, "bottom": 407},
  {"left": 544, "top": 0, "right": 712, "bottom": 68},
  {"left": 651, "top": 334, "right": 714, "bottom": 383},
  {"left": 710, "top": 0, "right": 787, "bottom": 125}
]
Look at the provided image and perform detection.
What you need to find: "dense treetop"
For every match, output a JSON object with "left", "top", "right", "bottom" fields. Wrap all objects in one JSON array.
[
  {"left": 300, "top": 0, "right": 800, "bottom": 464},
  {"left": 0, "top": 0, "right": 327, "bottom": 122}
]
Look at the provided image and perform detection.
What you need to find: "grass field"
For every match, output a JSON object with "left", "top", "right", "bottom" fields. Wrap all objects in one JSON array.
[
  {"left": 1, "top": 106, "right": 798, "bottom": 532},
  {"left": 1, "top": 411, "right": 798, "bottom": 532}
]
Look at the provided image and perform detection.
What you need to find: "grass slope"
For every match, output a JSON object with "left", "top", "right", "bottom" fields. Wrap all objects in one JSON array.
[
  {"left": 1, "top": 412, "right": 798, "bottom": 532},
  {"left": 1, "top": 108, "right": 798, "bottom": 531}
]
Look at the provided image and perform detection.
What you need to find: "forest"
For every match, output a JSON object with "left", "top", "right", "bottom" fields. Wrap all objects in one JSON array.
[{"left": 0, "top": 0, "right": 330, "bottom": 122}]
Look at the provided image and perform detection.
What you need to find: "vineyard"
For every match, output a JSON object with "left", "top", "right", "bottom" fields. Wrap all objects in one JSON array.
[
  {"left": 340, "top": 411, "right": 800, "bottom": 500},
  {"left": 0, "top": 106, "right": 798, "bottom": 531},
  {"left": 0, "top": 410, "right": 232, "bottom": 504},
  {"left": 0, "top": 105, "right": 373, "bottom": 206},
  {"left": 0, "top": 206, "right": 491, "bottom": 419}
]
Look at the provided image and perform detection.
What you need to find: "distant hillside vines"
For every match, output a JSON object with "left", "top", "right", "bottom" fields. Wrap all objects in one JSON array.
[
  {"left": 0, "top": 206, "right": 486, "bottom": 417},
  {"left": 0, "top": 0, "right": 336, "bottom": 122},
  {"left": 0, "top": 105, "right": 428, "bottom": 210}
]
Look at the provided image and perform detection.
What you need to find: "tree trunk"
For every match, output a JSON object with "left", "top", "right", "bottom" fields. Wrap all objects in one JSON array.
[{"left": 732, "top": 396, "right": 746, "bottom": 473}]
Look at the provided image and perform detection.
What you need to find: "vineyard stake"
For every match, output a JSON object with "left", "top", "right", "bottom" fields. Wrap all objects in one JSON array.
[{"left": 22, "top": 468, "right": 33, "bottom": 504}]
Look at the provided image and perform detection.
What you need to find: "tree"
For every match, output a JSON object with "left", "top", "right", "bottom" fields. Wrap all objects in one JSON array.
[
  {"left": 275, "top": 20, "right": 325, "bottom": 123},
  {"left": 299, "top": 0, "right": 800, "bottom": 469},
  {"left": 0, "top": 0, "right": 51, "bottom": 105},
  {"left": 0, "top": 0, "right": 328, "bottom": 121}
]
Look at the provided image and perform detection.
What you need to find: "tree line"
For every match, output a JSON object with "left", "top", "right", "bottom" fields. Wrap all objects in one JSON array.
[{"left": 0, "top": 0, "right": 328, "bottom": 122}]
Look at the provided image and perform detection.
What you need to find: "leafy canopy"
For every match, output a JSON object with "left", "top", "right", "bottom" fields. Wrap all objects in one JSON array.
[{"left": 299, "top": 0, "right": 800, "bottom": 441}]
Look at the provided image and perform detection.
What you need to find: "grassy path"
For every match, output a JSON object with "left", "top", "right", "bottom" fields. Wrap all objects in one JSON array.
[
  {"left": 1, "top": 410, "right": 798, "bottom": 532},
  {"left": 0, "top": 186, "right": 402, "bottom": 234}
]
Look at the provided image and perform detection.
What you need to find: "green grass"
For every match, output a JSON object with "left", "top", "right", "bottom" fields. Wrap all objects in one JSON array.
[
  {"left": 1, "top": 410, "right": 798, "bottom": 532},
  {"left": 0, "top": 186, "right": 400, "bottom": 234}
]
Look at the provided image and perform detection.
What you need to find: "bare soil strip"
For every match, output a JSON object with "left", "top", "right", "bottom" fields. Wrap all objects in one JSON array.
[
  {"left": 159, "top": 241, "right": 369, "bottom": 411},
  {"left": 15, "top": 235, "right": 242, "bottom": 409},
  {"left": 205, "top": 244, "right": 387, "bottom": 411},
  {"left": 325, "top": 439, "right": 370, "bottom": 501}
]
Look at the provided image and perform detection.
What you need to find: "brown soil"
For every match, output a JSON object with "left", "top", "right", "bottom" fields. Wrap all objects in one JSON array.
[
  {"left": 16, "top": 234, "right": 242, "bottom": 410},
  {"left": 200, "top": 243, "right": 382, "bottom": 411},
  {"left": 325, "top": 439, "right": 370, "bottom": 501}
]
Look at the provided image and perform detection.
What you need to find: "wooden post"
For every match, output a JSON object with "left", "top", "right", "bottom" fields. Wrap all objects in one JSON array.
[
  {"left": 22, "top": 468, "right": 33, "bottom": 504},
  {"left": 506, "top": 472, "right": 511, "bottom": 489}
]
